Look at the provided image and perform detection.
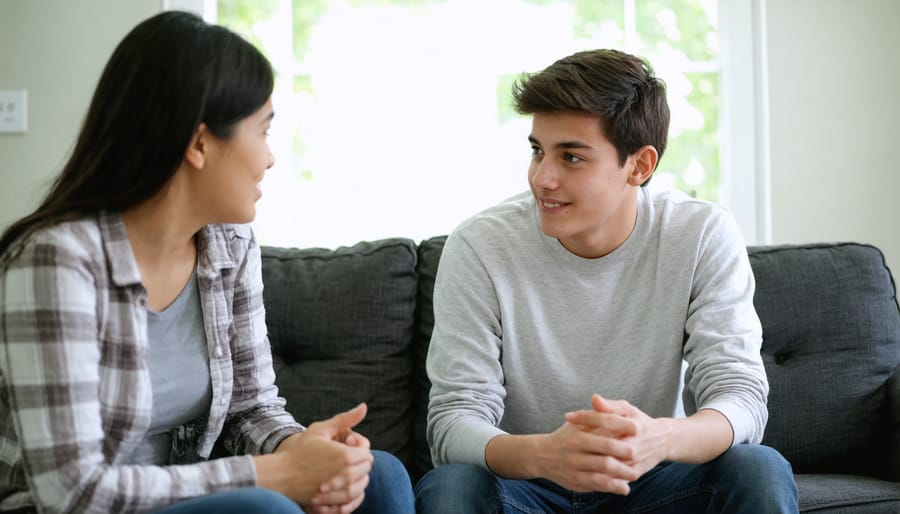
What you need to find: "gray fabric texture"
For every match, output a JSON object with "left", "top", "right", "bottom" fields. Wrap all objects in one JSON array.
[
  {"left": 795, "top": 474, "right": 900, "bottom": 513},
  {"left": 130, "top": 271, "right": 211, "bottom": 465},
  {"left": 260, "top": 239, "right": 418, "bottom": 466},
  {"left": 749, "top": 243, "right": 900, "bottom": 478},
  {"left": 889, "top": 365, "right": 900, "bottom": 482},
  {"left": 426, "top": 190, "right": 767, "bottom": 468}
]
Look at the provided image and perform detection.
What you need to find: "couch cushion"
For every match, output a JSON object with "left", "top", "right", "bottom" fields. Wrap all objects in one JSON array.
[
  {"left": 260, "top": 239, "right": 418, "bottom": 466},
  {"left": 410, "top": 235, "right": 446, "bottom": 482},
  {"left": 749, "top": 243, "right": 900, "bottom": 477},
  {"left": 795, "top": 474, "right": 900, "bottom": 513}
]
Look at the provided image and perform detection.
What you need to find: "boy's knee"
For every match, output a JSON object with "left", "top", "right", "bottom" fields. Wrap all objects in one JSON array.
[
  {"left": 415, "top": 464, "right": 497, "bottom": 514},
  {"left": 714, "top": 445, "right": 798, "bottom": 510},
  {"left": 721, "top": 444, "right": 793, "bottom": 479}
]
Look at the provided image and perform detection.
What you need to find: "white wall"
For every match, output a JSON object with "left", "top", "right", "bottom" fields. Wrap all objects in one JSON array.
[
  {"left": 1, "top": 0, "right": 899, "bottom": 278},
  {"left": 0, "top": 0, "right": 159, "bottom": 229},
  {"left": 766, "top": 0, "right": 900, "bottom": 276}
]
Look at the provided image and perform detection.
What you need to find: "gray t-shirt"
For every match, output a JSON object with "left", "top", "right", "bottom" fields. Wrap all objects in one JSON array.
[
  {"left": 126, "top": 272, "right": 212, "bottom": 465},
  {"left": 426, "top": 188, "right": 768, "bottom": 468}
]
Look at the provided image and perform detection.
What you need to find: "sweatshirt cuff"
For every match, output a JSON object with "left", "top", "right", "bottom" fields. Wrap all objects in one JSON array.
[
  {"left": 699, "top": 400, "right": 758, "bottom": 446},
  {"left": 438, "top": 418, "right": 507, "bottom": 469}
]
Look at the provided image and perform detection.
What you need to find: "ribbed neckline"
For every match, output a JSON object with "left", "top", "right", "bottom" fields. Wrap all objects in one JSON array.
[{"left": 536, "top": 188, "right": 649, "bottom": 274}]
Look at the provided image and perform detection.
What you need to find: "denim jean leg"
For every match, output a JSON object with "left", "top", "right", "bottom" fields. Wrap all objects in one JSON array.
[
  {"left": 415, "top": 463, "right": 500, "bottom": 514},
  {"left": 494, "top": 477, "right": 575, "bottom": 514},
  {"left": 356, "top": 450, "right": 416, "bottom": 514},
  {"left": 150, "top": 487, "right": 304, "bottom": 514},
  {"left": 704, "top": 444, "right": 798, "bottom": 514},
  {"left": 614, "top": 444, "right": 798, "bottom": 514}
]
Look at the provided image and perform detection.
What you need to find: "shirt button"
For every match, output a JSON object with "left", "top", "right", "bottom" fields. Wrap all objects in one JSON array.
[
  {"left": 219, "top": 396, "right": 228, "bottom": 406},
  {"left": 215, "top": 346, "right": 224, "bottom": 358}
]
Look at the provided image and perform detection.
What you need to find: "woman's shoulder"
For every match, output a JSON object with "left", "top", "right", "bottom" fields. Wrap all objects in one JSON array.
[{"left": 3, "top": 216, "right": 104, "bottom": 265}]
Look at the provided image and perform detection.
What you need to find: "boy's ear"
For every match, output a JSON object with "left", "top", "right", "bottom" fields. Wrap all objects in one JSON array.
[
  {"left": 183, "top": 123, "right": 211, "bottom": 170},
  {"left": 627, "top": 145, "right": 658, "bottom": 186}
]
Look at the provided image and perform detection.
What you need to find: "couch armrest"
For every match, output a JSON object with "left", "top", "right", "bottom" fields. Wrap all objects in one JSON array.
[{"left": 889, "top": 364, "right": 900, "bottom": 482}]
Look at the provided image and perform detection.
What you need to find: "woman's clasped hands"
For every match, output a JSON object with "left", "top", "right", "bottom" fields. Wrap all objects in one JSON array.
[{"left": 258, "top": 403, "right": 374, "bottom": 514}]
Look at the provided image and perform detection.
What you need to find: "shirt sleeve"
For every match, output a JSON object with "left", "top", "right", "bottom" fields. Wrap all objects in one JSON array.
[
  {"left": 426, "top": 230, "right": 507, "bottom": 468},
  {"left": 682, "top": 209, "right": 769, "bottom": 445},
  {"left": 220, "top": 227, "right": 304, "bottom": 456},
  {"left": 0, "top": 237, "right": 257, "bottom": 514}
]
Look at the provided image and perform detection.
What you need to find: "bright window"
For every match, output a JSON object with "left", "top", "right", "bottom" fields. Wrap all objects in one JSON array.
[{"left": 200, "top": 0, "right": 765, "bottom": 248}]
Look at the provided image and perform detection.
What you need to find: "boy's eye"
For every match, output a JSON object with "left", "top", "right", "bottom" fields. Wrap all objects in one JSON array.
[
  {"left": 563, "top": 153, "right": 581, "bottom": 163},
  {"left": 531, "top": 146, "right": 543, "bottom": 156}
]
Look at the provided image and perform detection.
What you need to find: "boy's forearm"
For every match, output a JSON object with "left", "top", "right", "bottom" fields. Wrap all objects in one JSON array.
[
  {"left": 484, "top": 433, "right": 544, "bottom": 479},
  {"left": 662, "top": 409, "right": 734, "bottom": 464}
]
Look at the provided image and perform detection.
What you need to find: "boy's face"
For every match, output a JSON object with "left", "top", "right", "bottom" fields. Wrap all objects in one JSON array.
[{"left": 528, "top": 111, "right": 645, "bottom": 258}]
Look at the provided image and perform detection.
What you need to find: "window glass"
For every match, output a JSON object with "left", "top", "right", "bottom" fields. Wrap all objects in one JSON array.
[{"left": 217, "top": 0, "right": 721, "bottom": 248}]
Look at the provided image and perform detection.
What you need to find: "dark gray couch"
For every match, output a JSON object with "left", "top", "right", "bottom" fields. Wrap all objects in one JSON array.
[{"left": 260, "top": 238, "right": 900, "bottom": 513}]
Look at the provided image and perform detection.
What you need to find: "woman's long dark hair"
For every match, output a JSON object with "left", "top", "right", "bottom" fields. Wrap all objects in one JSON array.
[{"left": 0, "top": 11, "right": 274, "bottom": 254}]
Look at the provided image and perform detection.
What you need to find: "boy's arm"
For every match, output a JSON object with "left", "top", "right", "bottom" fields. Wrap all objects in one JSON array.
[{"left": 425, "top": 231, "right": 508, "bottom": 467}]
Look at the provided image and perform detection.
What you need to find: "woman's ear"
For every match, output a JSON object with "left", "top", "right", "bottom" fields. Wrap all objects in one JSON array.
[
  {"left": 627, "top": 145, "right": 659, "bottom": 186},
  {"left": 183, "top": 123, "right": 210, "bottom": 170}
]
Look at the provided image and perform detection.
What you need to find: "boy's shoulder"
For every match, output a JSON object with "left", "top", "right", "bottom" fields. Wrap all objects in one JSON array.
[{"left": 456, "top": 191, "right": 534, "bottom": 235}]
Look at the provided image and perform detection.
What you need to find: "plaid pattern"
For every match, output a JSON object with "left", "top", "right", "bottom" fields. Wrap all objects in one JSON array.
[{"left": 0, "top": 212, "right": 304, "bottom": 514}]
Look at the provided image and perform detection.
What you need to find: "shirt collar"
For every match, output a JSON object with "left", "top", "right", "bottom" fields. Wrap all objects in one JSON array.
[{"left": 99, "top": 212, "right": 244, "bottom": 288}]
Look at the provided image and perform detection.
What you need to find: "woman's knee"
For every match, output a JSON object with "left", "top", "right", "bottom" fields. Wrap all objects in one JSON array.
[
  {"left": 221, "top": 488, "right": 303, "bottom": 514},
  {"left": 154, "top": 487, "right": 303, "bottom": 514},
  {"left": 370, "top": 449, "right": 410, "bottom": 481},
  {"left": 358, "top": 450, "right": 415, "bottom": 514}
]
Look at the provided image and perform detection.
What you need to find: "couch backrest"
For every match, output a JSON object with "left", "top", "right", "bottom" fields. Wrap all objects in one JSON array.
[{"left": 260, "top": 239, "right": 420, "bottom": 468}]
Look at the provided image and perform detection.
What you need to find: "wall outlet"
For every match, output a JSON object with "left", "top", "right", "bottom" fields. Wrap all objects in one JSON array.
[{"left": 0, "top": 90, "right": 28, "bottom": 133}]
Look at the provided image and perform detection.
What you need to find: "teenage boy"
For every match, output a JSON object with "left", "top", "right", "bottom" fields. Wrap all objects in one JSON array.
[{"left": 414, "top": 49, "right": 798, "bottom": 513}]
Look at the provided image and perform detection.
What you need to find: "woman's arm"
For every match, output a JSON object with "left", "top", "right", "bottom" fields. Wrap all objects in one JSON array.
[
  {"left": 218, "top": 226, "right": 372, "bottom": 512},
  {"left": 217, "top": 226, "right": 304, "bottom": 455}
]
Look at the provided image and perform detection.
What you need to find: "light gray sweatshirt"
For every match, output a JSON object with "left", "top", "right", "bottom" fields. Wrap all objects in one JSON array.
[{"left": 426, "top": 188, "right": 768, "bottom": 468}]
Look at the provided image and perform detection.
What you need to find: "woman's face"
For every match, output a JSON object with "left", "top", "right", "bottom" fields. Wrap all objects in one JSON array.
[{"left": 199, "top": 99, "right": 275, "bottom": 224}]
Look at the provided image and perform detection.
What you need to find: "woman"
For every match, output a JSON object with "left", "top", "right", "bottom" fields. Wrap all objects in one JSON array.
[{"left": 0, "top": 10, "right": 414, "bottom": 514}]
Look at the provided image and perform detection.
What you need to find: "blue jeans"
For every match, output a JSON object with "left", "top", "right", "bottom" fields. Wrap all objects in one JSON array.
[
  {"left": 154, "top": 450, "right": 414, "bottom": 513},
  {"left": 415, "top": 445, "right": 798, "bottom": 514}
]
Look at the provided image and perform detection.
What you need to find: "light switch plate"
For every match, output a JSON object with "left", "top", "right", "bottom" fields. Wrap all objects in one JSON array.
[{"left": 0, "top": 90, "right": 28, "bottom": 133}]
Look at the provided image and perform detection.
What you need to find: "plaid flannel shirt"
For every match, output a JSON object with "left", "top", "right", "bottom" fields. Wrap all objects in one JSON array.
[{"left": 0, "top": 212, "right": 304, "bottom": 514}]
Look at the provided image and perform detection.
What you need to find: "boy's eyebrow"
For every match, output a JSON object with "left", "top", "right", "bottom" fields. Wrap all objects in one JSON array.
[
  {"left": 528, "top": 134, "right": 594, "bottom": 151},
  {"left": 261, "top": 111, "right": 275, "bottom": 124}
]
